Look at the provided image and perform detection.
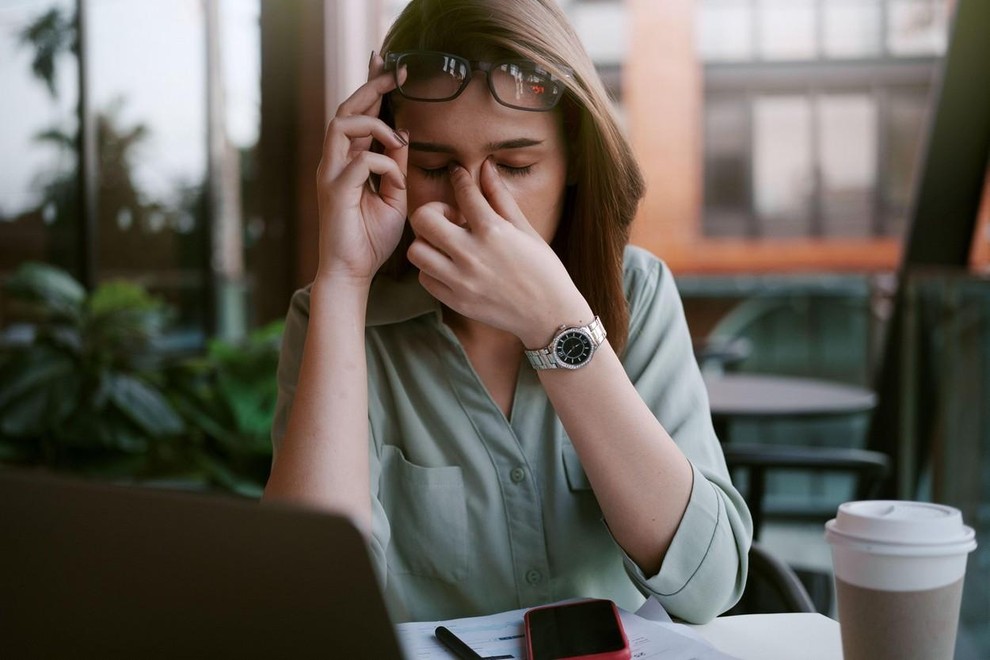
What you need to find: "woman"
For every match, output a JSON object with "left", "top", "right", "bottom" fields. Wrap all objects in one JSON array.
[{"left": 264, "top": 0, "right": 752, "bottom": 624}]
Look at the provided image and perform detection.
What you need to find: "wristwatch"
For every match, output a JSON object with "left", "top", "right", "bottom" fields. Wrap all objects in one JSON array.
[{"left": 524, "top": 316, "right": 606, "bottom": 370}]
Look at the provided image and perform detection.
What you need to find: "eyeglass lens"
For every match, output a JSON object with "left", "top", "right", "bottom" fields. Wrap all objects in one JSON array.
[
  {"left": 488, "top": 63, "right": 562, "bottom": 109},
  {"left": 394, "top": 52, "right": 561, "bottom": 110},
  {"left": 396, "top": 52, "right": 468, "bottom": 101}
]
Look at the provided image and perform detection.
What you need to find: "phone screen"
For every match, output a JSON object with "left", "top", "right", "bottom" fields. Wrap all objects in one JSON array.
[{"left": 526, "top": 600, "right": 626, "bottom": 659}]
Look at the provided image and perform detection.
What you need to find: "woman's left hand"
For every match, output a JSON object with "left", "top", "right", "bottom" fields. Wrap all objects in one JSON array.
[{"left": 406, "top": 159, "right": 592, "bottom": 347}]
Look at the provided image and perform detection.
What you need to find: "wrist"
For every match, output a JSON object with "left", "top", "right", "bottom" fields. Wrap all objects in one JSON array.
[
  {"left": 310, "top": 273, "right": 374, "bottom": 319},
  {"left": 524, "top": 315, "right": 607, "bottom": 371},
  {"left": 520, "top": 303, "right": 596, "bottom": 350},
  {"left": 312, "top": 269, "right": 374, "bottom": 297}
]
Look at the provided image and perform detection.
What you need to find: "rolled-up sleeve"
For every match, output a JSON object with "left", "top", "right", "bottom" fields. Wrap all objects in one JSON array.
[{"left": 618, "top": 248, "right": 753, "bottom": 622}]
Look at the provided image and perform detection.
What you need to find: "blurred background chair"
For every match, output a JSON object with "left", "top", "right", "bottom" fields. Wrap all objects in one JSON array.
[
  {"left": 722, "top": 442, "right": 890, "bottom": 614},
  {"left": 705, "top": 291, "right": 878, "bottom": 386},
  {"left": 702, "top": 288, "right": 883, "bottom": 525},
  {"left": 723, "top": 443, "right": 890, "bottom": 543},
  {"left": 698, "top": 288, "right": 890, "bottom": 614},
  {"left": 727, "top": 543, "right": 816, "bottom": 615}
]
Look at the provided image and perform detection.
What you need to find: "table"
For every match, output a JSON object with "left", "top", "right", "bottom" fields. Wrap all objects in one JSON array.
[
  {"left": 703, "top": 372, "right": 876, "bottom": 434},
  {"left": 702, "top": 373, "right": 878, "bottom": 540},
  {"left": 692, "top": 612, "right": 842, "bottom": 659},
  {"left": 400, "top": 608, "right": 843, "bottom": 660}
]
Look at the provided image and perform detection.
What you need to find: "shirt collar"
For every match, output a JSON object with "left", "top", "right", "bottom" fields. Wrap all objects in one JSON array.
[{"left": 366, "top": 271, "right": 441, "bottom": 326}]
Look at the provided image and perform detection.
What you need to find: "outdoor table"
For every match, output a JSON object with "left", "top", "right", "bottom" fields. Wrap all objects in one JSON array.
[{"left": 702, "top": 372, "right": 877, "bottom": 539}]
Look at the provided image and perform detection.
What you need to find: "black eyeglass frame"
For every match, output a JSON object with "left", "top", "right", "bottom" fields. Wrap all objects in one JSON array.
[{"left": 383, "top": 50, "right": 573, "bottom": 112}]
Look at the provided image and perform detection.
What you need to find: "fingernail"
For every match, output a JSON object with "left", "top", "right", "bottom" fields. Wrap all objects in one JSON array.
[
  {"left": 369, "top": 50, "right": 376, "bottom": 70},
  {"left": 448, "top": 163, "right": 465, "bottom": 177},
  {"left": 393, "top": 129, "right": 408, "bottom": 146}
]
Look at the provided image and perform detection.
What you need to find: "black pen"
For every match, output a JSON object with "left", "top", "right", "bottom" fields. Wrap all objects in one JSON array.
[{"left": 434, "top": 625, "right": 484, "bottom": 660}]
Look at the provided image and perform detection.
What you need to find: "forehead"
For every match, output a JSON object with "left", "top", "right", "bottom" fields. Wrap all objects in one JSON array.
[{"left": 392, "top": 79, "right": 565, "bottom": 150}]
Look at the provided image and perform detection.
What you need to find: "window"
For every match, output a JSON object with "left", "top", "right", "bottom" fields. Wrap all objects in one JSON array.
[
  {"left": 0, "top": 0, "right": 261, "bottom": 342},
  {"left": 0, "top": 0, "right": 80, "bottom": 277},
  {"left": 697, "top": 0, "right": 948, "bottom": 246}
]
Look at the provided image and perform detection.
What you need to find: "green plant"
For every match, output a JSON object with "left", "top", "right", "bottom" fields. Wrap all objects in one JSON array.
[
  {"left": 0, "top": 262, "right": 280, "bottom": 496},
  {"left": 0, "top": 262, "right": 186, "bottom": 477},
  {"left": 166, "top": 322, "right": 282, "bottom": 497}
]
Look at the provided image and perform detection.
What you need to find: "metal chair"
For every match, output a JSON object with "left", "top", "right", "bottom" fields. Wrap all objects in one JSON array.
[
  {"left": 727, "top": 543, "right": 816, "bottom": 615},
  {"left": 722, "top": 443, "right": 891, "bottom": 541}
]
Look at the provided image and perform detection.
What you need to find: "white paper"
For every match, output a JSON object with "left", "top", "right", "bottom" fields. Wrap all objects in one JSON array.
[{"left": 396, "top": 599, "right": 740, "bottom": 660}]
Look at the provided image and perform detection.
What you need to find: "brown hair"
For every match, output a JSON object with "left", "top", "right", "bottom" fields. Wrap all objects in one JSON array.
[{"left": 378, "top": 0, "right": 644, "bottom": 354}]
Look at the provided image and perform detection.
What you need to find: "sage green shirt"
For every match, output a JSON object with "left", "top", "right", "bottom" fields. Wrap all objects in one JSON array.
[{"left": 272, "top": 246, "right": 752, "bottom": 624}]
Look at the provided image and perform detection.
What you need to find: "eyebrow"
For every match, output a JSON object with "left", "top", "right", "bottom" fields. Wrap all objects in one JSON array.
[{"left": 409, "top": 138, "right": 545, "bottom": 153}]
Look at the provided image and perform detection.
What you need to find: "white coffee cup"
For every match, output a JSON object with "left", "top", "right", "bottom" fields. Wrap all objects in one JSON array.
[{"left": 825, "top": 500, "right": 977, "bottom": 660}]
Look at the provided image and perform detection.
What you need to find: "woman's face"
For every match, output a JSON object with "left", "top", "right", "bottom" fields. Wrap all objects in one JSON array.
[{"left": 393, "top": 75, "right": 570, "bottom": 243}]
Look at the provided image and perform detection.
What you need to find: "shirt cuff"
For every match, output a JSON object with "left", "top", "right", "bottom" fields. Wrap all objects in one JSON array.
[{"left": 611, "top": 463, "right": 737, "bottom": 622}]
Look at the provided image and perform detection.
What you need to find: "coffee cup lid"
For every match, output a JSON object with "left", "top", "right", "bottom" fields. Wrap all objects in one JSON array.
[{"left": 825, "top": 500, "right": 976, "bottom": 556}]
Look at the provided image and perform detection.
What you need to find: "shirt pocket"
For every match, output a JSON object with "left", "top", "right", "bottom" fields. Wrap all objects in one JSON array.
[{"left": 378, "top": 444, "right": 468, "bottom": 582}]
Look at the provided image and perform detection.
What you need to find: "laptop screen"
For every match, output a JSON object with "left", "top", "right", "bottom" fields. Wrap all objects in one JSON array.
[{"left": 0, "top": 469, "right": 405, "bottom": 659}]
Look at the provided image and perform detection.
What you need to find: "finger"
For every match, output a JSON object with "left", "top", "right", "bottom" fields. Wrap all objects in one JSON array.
[
  {"left": 416, "top": 269, "right": 456, "bottom": 308},
  {"left": 334, "top": 151, "right": 406, "bottom": 202},
  {"left": 350, "top": 52, "right": 390, "bottom": 153},
  {"left": 365, "top": 51, "right": 385, "bottom": 119},
  {"left": 378, "top": 129, "right": 409, "bottom": 210},
  {"left": 407, "top": 236, "right": 459, "bottom": 284},
  {"left": 320, "top": 115, "right": 407, "bottom": 181},
  {"left": 479, "top": 158, "right": 540, "bottom": 236},
  {"left": 409, "top": 202, "right": 467, "bottom": 254},
  {"left": 448, "top": 164, "right": 499, "bottom": 230},
  {"left": 335, "top": 67, "right": 397, "bottom": 120}
]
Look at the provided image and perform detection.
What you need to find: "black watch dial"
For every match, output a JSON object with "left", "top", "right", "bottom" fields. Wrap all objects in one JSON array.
[{"left": 554, "top": 330, "right": 593, "bottom": 367}]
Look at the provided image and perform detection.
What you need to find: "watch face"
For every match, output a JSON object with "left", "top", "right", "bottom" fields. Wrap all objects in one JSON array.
[{"left": 554, "top": 330, "right": 593, "bottom": 368}]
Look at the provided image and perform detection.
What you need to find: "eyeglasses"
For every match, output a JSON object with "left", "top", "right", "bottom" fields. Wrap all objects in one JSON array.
[{"left": 383, "top": 50, "right": 571, "bottom": 112}]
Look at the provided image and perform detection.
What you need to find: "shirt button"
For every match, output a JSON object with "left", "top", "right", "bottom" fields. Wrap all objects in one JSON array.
[
  {"left": 525, "top": 569, "right": 543, "bottom": 585},
  {"left": 510, "top": 467, "right": 526, "bottom": 483}
]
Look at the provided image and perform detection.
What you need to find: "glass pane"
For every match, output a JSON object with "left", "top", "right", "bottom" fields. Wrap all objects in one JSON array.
[
  {"left": 567, "top": 1, "right": 627, "bottom": 65},
  {"left": 819, "top": 94, "right": 878, "bottom": 238},
  {"left": 757, "top": 0, "right": 816, "bottom": 61},
  {"left": 884, "top": 89, "right": 929, "bottom": 237},
  {"left": 823, "top": 0, "right": 882, "bottom": 59},
  {"left": 0, "top": 0, "right": 80, "bottom": 282},
  {"left": 89, "top": 0, "right": 208, "bottom": 337},
  {"left": 753, "top": 95, "right": 813, "bottom": 237},
  {"left": 887, "top": 0, "right": 949, "bottom": 56},
  {"left": 703, "top": 96, "right": 753, "bottom": 237},
  {"left": 697, "top": 0, "right": 754, "bottom": 62},
  {"left": 216, "top": 0, "right": 260, "bottom": 338}
]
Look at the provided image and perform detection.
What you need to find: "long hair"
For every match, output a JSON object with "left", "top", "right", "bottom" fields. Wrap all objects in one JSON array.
[{"left": 378, "top": 0, "right": 644, "bottom": 354}]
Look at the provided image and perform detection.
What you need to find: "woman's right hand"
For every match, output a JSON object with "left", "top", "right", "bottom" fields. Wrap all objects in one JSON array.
[{"left": 315, "top": 53, "right": 409, "bottom": 286}]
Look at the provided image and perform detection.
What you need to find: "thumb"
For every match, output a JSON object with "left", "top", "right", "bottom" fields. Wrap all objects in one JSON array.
[{"left": 479, "top": 158, "right": 540, "bottom": 236}]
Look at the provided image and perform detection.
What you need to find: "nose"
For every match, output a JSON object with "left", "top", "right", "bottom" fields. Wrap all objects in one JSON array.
[{"left": 443, "top": 161, "right": 484, "bottom": 224}]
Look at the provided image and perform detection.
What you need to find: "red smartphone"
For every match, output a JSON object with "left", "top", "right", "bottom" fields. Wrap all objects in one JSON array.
[{"left": 523, "top": 599, "right": 631, "bottom": 660}]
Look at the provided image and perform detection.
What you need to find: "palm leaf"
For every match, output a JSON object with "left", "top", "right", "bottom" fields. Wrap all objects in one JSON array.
[{"left": 106, "top": 373, "right": 184, "bottom": 438}]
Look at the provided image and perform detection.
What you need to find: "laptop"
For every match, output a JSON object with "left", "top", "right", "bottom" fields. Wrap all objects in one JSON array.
[{"left": 0, "top": 469, "right": 406, "bottom": 659}]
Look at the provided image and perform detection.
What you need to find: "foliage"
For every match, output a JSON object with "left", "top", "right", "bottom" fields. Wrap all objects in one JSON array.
[
  {"left": 0, "top": 262, "right": 279, "bottom": 496},
  {"left": 18, "top": 7, "right": 77, "bottom": 98},
  {"left": 166, "top": 322, "right": 283, "bottom": 497}
]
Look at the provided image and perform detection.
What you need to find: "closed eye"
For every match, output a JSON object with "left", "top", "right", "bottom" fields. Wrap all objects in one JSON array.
[
  {"left": 496, "top": 163, "right": 533, "bottom": 177},
  {"left": 417, "top": 163, "right": 534, "bottom": 179},
  {"left": 418, "top": 166, "right": 448, "bottom": 180}
]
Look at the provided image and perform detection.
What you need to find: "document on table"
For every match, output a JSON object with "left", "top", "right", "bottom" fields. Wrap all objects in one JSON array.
[{"left": 396, "top": 598, "right": 740, "bottom": 659}]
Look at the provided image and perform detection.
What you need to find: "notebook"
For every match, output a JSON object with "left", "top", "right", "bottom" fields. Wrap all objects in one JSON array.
[{"left": 0, "top": 469, "right": 405, "bottom": 659}]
